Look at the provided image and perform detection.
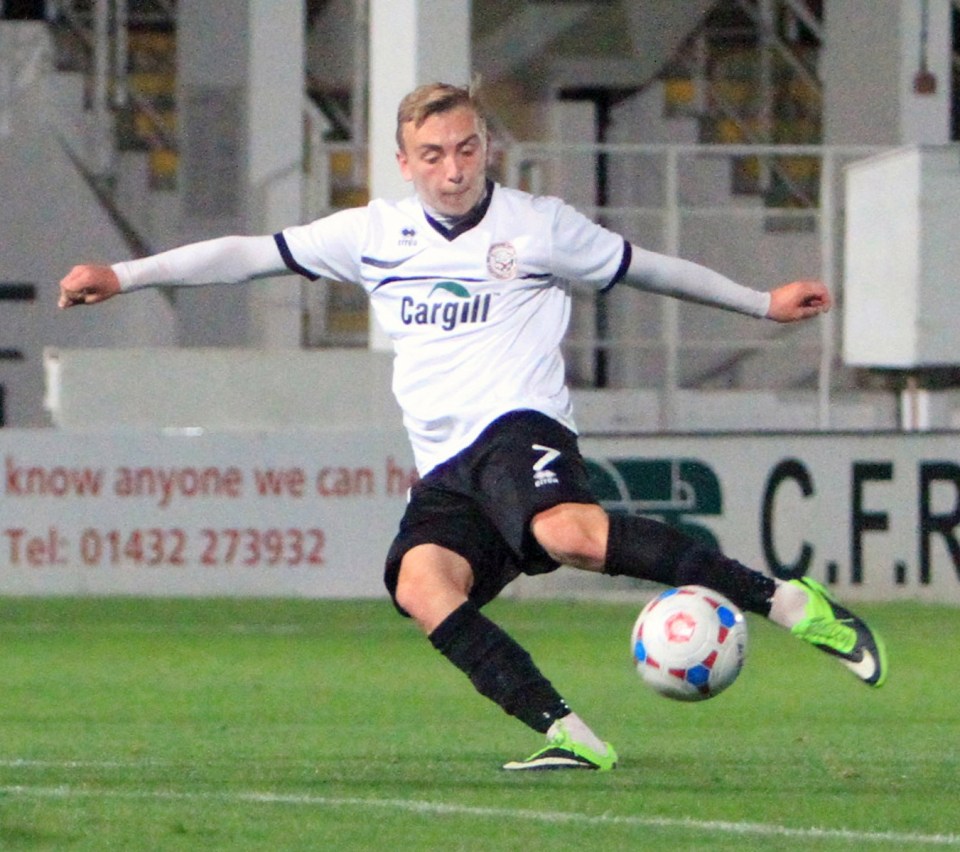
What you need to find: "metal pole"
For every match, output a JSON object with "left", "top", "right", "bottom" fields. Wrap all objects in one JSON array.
[
  {"left": 113, "top": 0, "right": 128, "bottom": 109},
  {"left": 0, "top": 25, "right": 11, "bottom": 139},
  {"left": 594, "top": 92, "right": 611, "bottom": 388},
  {"left": 758, "top": 0, "right": 774, "bottom": 193},
  {"left": 817, "top": 150, "right": 836, "bottom": 429},
  {"left": 92, "top": 0, "right": 112, "bottom": 178},
  {"left": 662, "top": 146, "right": 681, "bottom": 431},
  {"left": 352, "top": 0, "right": 368, "bottom": 186}
]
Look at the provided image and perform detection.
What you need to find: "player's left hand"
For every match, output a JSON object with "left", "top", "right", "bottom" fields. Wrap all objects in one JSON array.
[
  {"left": 766, "top": 279, "right": 831, "bottom": 323},
  {"left": 58, "top": 264, "right": 121, "bottom": 308}
]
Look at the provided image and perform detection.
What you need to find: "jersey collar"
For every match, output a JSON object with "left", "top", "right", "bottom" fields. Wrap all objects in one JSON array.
[{"left": 422, "top": 179, "right": 495, "bottom": 241}]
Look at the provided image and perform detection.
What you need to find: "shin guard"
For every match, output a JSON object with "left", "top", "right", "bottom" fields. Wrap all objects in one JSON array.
[
  {"left": 604, "top": 513, "right": 775, "bottom": 614},
  {"left": 429, "top": 602, "right": 570, "bottom": 733}
]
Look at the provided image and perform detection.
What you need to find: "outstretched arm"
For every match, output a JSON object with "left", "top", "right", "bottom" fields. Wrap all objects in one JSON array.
[
  {"left": 58, "top": 234, "right": 287, "bottom": 309},
  {"left": 621, "top": 244, "right": 830, "bottom": 323}
]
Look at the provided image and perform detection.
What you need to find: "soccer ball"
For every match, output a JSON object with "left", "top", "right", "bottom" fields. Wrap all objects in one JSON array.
[{"left": 630, "top": 585, "right": 747, "bottom": 702}]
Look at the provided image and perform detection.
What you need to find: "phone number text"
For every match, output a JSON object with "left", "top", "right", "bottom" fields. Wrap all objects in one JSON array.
[{"left": 3, "top": 527, "right": 327, "bottom": 568}]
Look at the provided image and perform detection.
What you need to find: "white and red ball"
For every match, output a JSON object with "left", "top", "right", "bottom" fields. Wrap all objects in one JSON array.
[{"left": 631, "top": 585, "right": 747, "bottom": 701}]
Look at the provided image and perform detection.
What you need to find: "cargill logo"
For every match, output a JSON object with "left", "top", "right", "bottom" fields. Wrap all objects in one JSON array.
[{"left": 400, "top": 281, "right": 492, "bottom": 331}]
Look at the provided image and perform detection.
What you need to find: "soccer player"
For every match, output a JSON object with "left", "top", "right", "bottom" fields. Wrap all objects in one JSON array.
[{"left": 59, "top": 81, "right": 887, "bottom": 771}]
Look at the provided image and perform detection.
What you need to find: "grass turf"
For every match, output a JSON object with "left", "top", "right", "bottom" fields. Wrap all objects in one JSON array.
[{"left": 0, "top": 596, "right": 956, "bottom": 850}]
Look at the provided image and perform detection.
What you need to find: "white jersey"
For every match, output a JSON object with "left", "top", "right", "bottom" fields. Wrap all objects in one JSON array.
[{"left": 277, "top": 182, "right": 628, "bottom": 475}]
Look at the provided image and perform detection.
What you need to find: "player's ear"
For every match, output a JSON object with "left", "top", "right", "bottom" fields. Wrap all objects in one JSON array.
[{"left": 396, "top": 147, "right": 413, "bottom": 181}]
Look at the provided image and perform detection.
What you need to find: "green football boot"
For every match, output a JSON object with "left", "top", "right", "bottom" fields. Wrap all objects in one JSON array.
[
  {"left": 789, "top": 577, "right": 888, "bottom": 687},
  {"left": 503, "top": 725, "right": 617, "bottom": 771}
]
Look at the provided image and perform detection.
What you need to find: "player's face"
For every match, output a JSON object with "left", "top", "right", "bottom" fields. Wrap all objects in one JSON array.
[{"left": 397, "top": 105, "right": 488, "bottom": 217}]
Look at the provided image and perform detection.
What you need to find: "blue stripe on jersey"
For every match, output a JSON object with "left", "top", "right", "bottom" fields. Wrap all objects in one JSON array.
[
  {"left": 600, "top": 240, "right": 632, "bottom": 293},
  {"left": 371, "top": 274, "right": 487, "bottom": 293},
  {"left": 361, "top": 254, "right": 422, "bottom": 269},
  {"left": 274, "top": 233, "right": 319, "bottom": 280},
  {"left": 370, "top": 272, "right": 551, "bottom": 293}
]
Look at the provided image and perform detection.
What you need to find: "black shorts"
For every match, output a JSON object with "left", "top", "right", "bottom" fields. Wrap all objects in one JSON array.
[{"left": 384, "top": 410, "right": 599, "bottom": 614}]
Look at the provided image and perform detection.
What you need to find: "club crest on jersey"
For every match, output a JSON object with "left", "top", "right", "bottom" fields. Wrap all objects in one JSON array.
[{"left": 487, "top": 242, "right": 518, "bottom": 280}]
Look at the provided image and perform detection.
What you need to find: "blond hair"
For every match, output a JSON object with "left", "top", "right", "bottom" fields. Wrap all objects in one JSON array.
[{"left": 395, "top": 80, "right": 487, "bottom": 151}]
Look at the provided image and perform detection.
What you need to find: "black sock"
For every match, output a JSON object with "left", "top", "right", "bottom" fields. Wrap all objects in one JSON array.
[
  {"left": 428, "top": 601, "right": 569, "bottom": 733},
  {"left": 604, "top": 513, "right": 775, "bottom": 615}
]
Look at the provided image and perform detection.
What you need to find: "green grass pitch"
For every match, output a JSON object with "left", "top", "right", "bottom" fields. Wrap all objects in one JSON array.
[{"left": 0, "top": 595, "right": 957, "bottom": 850}]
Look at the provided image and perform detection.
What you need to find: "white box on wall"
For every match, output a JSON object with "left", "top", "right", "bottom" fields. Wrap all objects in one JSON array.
[{"left": 844, "top": 145, "right": 960, "bottom": 368}]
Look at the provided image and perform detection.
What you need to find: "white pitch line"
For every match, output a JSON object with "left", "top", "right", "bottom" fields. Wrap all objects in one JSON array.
[
  {"left": 0, "top": 758, "right": 177, "bottom": 770},
  {"left": 1, "top": 784, "right": 958, "bottom": 847}
]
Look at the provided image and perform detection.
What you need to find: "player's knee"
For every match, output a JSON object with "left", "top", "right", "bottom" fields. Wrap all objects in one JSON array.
[
  {"left": 394, "top": 544, "right": 474, "bottom": 631},
  {"left": 393, "top": 556, "right": 432, "bottom": 616},
  {"left": 531, "top": 504, "right": 608, "bottom": 570}
]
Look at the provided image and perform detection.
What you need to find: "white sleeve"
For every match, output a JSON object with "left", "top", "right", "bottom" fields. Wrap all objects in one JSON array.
[
  {"left": 548, "top": 199, "right": 630, "bottom": 288},
  {"left": 622, "top": 244, "right": 771, "bottom": 318},
  {"left": 112, "top": 235, "right": 288, "bottom": 292},
  {"left": 277, "top": 207, "right": 368, "bottom": 283}
]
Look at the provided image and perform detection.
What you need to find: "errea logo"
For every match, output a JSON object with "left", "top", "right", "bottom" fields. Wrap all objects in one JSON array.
[
  {"left": 399, "top": 227, "right": 417, "bottom": 246},
  {"left": 400, "top": 281, "right": 492, "bottom": 331}
]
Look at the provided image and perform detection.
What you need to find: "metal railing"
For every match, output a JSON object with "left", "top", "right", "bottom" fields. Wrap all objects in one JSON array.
[
  {"left": 47, "top": 0, "right": 178, "bottom": 178},
  {"left": 0, "top": 15, "right": 49, "bottom": 138},
  {"left": 498, "top": 140, "right": 890, "bottom": 428},
  {"left": 298, "top": 138, "right": 891, "bottom": 429}
]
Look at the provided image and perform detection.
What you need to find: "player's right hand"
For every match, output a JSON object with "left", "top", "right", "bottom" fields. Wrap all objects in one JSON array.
[
  {"left": 766, "top": 279, "right": 831, "bottom": 323},
  {"left": 58, "top": 264, "right": 121, "bottom": 308}
]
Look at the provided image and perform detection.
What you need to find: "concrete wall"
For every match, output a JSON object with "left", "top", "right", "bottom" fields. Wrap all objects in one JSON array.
[
  {"left": 823, "top": 0, "right": 953, "bottom": 146},
  {"left": 47, "top": 348, "right": 947, "bottom": 434},
  {"left": 4, "top": 426, "right": 959, "bottom": 604},
  {"left": 0, "top": 23, "right": 177, "bottom": 428},
  {"left": 44, "top": 348, "right": 399, "bottom": 431}
]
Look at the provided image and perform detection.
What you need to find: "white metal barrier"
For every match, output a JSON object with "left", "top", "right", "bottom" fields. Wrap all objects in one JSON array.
[
  {"left": 301, "top": 139, "right": 891, "bottom": 430},
  {"left": 501, "top": 141, "right": 890, "bottom": 428}
]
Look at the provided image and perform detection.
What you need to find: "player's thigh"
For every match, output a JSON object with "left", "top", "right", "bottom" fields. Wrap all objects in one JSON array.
[
  {"left": 472, "top": 411, "right": 599, "bottom": 558},
  {"left": 384, "top": 484, "right": 519, "bottom": 617},
  {"left": 530, "top": 501, "right": 609, "bottom": 571},
  {"left": 395, "top": 543, "right": 475, "bottom": 632}
]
